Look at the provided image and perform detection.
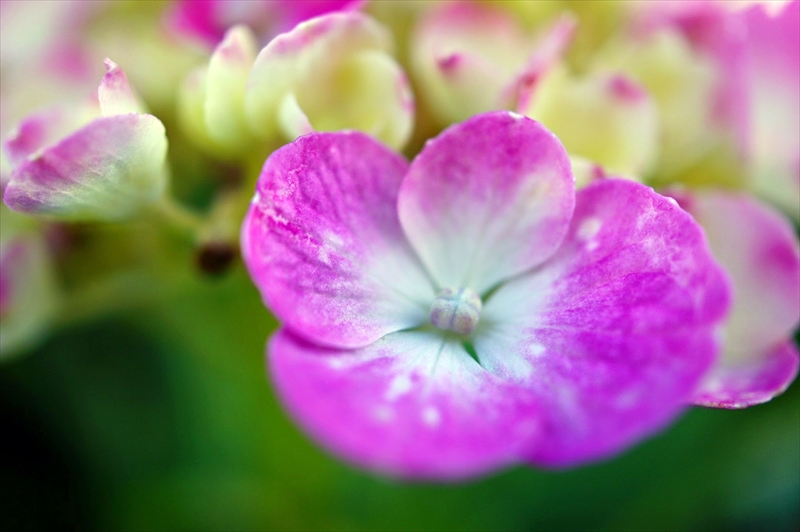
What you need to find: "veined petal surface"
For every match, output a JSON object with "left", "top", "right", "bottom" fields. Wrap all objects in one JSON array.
[
  {"left": 242, "top": 132, "right": 433, "bottom": 349},
  {"left": 398, "top": 111, "right": 574, "bottom": 295},
  {"left": 473, "top": 180, "right": 729, "bottom": 466},
  {"left": 270, "top": 329, "right": 542, "bottom": 479},
  {"left": 3, "top": 114, "right": 168, "bottom": 221}
]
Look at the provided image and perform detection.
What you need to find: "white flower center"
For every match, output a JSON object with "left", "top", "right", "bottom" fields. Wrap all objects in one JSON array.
[{"left": 429, "top": 287, "right": 482, "bottom": 335}]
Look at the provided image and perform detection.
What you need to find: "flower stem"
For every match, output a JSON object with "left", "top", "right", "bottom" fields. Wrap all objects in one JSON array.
[{"left": 152, "top": 196, "right": 204, "bottom": 241}]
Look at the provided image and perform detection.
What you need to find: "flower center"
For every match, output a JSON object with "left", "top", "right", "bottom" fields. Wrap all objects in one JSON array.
[{"left": 429, "top": 287, "right": 482, "bottom": 335}]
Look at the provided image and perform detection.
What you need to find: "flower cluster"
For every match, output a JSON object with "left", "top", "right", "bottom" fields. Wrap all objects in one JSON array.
[{"left": 1, "top": 0, "right": 798, "bottom": 478}]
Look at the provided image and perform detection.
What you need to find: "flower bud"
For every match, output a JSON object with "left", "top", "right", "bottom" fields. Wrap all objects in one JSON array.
[
  {"left": 2, "top": 60, "right": 169, "bottom": 221},
  {"left": 245, "top": 12, "right": 414, "bottom": 150}
]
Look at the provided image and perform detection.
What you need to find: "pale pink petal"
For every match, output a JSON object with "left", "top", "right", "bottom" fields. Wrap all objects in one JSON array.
[
  {"left": 98, "top": 59, "right": 147, "bottom": 116},
  {"left": 672, "top": 189, "right": 800, "bottom": 405},
  {"left": 397, "top": 111, "right": 574, "bottom": 295},
  {"left": 3, "top": 115, "right": 168, "bottom": 221},
  {"left": 634, "top": 1, "right": 749, "bottom": 149},
  {"left": 473, "top": 179, "right": 729, "bottom": 466},
  {"left": 410, "top": 1, "right": 532, "bottom": 123},
  {"left": 3, "top": 106, "right": 95, "bottom": 168},
  {"left": 741, "top": 0, "right": 800, "bottom": 219},
  {"left": 511, "top": 14, "right": 577, "bottom": 113},
  {"left": 269, "top": 329, "right": 542, "bottom": 479},
  {"left": 693, "top": 341, "right": 799, "bottom": 408},
  {"left": 241, "top": 131, "right": 433, "bottom": 349}
]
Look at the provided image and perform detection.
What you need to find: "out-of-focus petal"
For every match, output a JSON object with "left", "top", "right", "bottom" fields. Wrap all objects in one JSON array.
[
  {"left": 165, "top": 0, "right": 364, "bottom": 48},
  {"left": 3, "top": 105, "right": 95, "bottom": 168},
  {"left": 398, "top": 111, "right": 574, "bottom": 295},
  {"left": 242, "top": 131, "right": 433, "bottom": 350},
  {"left": 741, "top": 0, "right": 800, "bottom": 220},
  {"left": 270, "top": 329, "right": 542, "bottom": 479},
  {"left": 3, "top": 115, "right": 168, "bottom": 221},
  {"left": 410, "top": 1, "right": 532, "bottom": 124},
  {"left": 523, "top": 69, "right": 659, "bottom": 178},
  {"left": 0, "top": 230, "right": 59, "bottom": 357},
  {"left": 596, "top": 20, "right": 719, "bottom": 180},
  {"left": 674, "top": 189, "right": 800, "bottom": 406},
  {"left": 204, "top": 25, "right": 258, "bottom": 149},
  {"left": 693, "top": 342, "right": 799, "bottom": 408},
  {"left": 474, "top": 179, "right": 729, "bottom": 466},
  {"left": 245, "top": 12, "right": 413, "bottom": 149},
  {"left": 98, "top": 59, "right": 148, "bottom": 116}
]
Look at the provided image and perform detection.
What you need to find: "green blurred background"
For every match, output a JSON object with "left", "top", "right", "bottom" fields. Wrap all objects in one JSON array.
[{"left": 2, "top": 267, "right": 798, "bottom": 531}]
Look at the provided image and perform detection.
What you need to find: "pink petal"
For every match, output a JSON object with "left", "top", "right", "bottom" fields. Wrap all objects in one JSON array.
[
  {"left": 634, "top": 1, "right": 749, "bottom": 148},
  {"left": 164, "top": 0, "right": 363, "bottom": 47},
  {"left": 511, "top": 14, "right": 577, "bottom": 112},
  {"left": 98, "top": 59, "right": 147, "bottom": 116},
  {"left": 410, "top": 1, "right": 534, "bottom": 123},
  {"left": 3, "top": 114, "right": 167, "bottom": 220},
  {"left": 269, "top": 329, "right": 542, "bottom": 479},
  {"left": 741, "top": 0, "right": 800, "bottom": 219},
  {"left": 3, "top": 106, "right": 94, "bottom": 168},
  {"left": 693, "top": 341, "right": 799, "bottom": 408},
  {"left": 674, "top": 190, "right": 800, "bottom": 406},
  {"left": 241, "top": 131, "right": 433, "bottom": 350},
  {"left": 473, "top": 179, "right": 730, "bottom": 466},
  {"left": 398, "top": 111, "right": 574, "bottom": 295}
]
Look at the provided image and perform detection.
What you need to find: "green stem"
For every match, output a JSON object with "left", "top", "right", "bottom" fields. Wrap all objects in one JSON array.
[{"left": 151, "top": 196, "right": 205, "bottom": 241}]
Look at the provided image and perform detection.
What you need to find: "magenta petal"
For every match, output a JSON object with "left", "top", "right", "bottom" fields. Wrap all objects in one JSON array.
[
  {"left": 242, "top": 132, "right": 434, "bottom": 349},
  {"left": 270, "top": 329, "right": 542, "bottom": 479},
  {"left": 398, "top": 111, "right": 574, "bottom": 294},
  {"left": 475, "top": 179, "right": 729, "bottom": 467},
  {"left": 693, "top": 341, "right": 799, "bottom": 409}
]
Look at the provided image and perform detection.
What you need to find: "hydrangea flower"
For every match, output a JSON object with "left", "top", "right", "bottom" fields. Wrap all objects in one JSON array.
[
  {"left": 242, "top": 112, "right": 730, "bottom": 478},
  {"left": 2, "top": 60, "right": 168, "bottom": 221}
]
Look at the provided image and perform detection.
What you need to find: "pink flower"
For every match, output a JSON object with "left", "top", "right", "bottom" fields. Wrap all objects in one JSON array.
[{"left": 242, "top": 112, "right": 730, "bottom": 478}]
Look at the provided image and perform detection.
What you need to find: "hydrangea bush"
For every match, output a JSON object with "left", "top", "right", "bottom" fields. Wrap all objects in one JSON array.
[{"left": 1, "top": 0, "right": 797, "bottom": 482}]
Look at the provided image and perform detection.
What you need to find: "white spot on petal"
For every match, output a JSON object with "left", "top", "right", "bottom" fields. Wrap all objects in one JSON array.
[
  {"left": 375, "top": 405, "right": 393, "bottom": 422},
  {"left": 577, "top": 217, "right": 602, "bottom": 241},
  {"left": 422, "top": 406, "right": 440, "bottom": 427},
  {"left": 508, "top": 111, "right": 524, "bottom": 121},
  {"left": 385, "top": 374, "right": 412, "bottom": 401},
  {"left": 530, "top": 343, "right": 545, "bottom": 356},
  {"left": 251, "top": 191, "right": 261, "bottom": 204}
]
